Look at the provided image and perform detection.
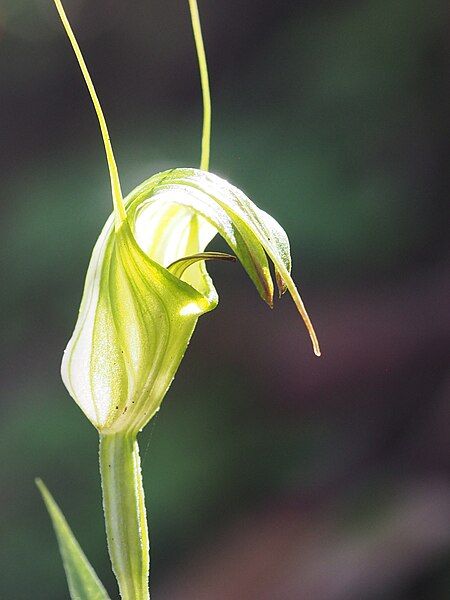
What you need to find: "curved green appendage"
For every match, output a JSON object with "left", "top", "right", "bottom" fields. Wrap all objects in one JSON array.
[
  {"left": 52, "top": 0, "right": 126, "bottom": 229},
  {"left": 188, "top": 0, "right": 212, "bottom": 171},
  {"left": 167, "top": 251, "right": 236, "bottom": 278},
  {"left": 36, "top": 479, "right": 110, "bottom": 600}
]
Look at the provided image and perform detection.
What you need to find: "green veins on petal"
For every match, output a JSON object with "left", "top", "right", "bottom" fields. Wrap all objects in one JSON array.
[{"left": 62, "top": 167, "right": 320, "bottom": 434}]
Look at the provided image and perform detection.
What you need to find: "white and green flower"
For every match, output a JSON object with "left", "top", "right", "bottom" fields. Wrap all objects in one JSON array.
[{"left": 63, "top": 167, "right": 320, "bottom": 435}]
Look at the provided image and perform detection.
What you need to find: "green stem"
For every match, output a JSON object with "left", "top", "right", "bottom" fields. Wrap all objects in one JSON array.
[
  {"left": 188, "top": 0, "right": 211, "bottom": 171},
  {"left": 99, "top": 433, "right": 150, "bottom": 600}
]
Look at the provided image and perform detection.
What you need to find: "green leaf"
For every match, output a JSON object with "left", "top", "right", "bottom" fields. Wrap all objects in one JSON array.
[{"left": 36, "top": 479, "right": 110, "bottom": 600}]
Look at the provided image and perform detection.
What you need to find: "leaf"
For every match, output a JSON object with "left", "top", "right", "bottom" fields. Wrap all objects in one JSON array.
[{"left": 36, "top": 479, "right": 110, "bottom": 600}]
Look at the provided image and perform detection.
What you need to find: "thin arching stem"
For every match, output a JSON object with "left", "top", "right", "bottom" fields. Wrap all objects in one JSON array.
[
  {"left": 188, "top": 0, "right": 212, "bottom": 172},
  {"left": 52, "top": 0, "right": 127, "bottom": 229}
]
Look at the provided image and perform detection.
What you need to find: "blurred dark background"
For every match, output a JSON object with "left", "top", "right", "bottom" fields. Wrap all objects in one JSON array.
[{"left": 1, "top": 0, "right": 449, "bottom": 598}]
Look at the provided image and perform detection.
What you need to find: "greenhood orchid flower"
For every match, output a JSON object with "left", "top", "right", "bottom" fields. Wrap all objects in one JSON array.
[
  {"left": 62, "top": 167, "right": 321, "bottom": 435},
  {"left": 37, "top": 2, "right": 321, "bottom": 599}
]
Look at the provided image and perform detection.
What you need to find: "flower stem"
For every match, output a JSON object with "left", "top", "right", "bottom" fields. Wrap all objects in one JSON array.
[
  {"left": 99, "top": 433, "right": 150, "bottom": 600},
  {"left": 188, "top": 0, "right": 211, "bottom": 171}
]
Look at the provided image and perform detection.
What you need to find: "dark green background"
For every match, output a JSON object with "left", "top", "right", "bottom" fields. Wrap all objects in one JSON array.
[{"left": 1, "top": 1, "right": 449, "bottom": 598}]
